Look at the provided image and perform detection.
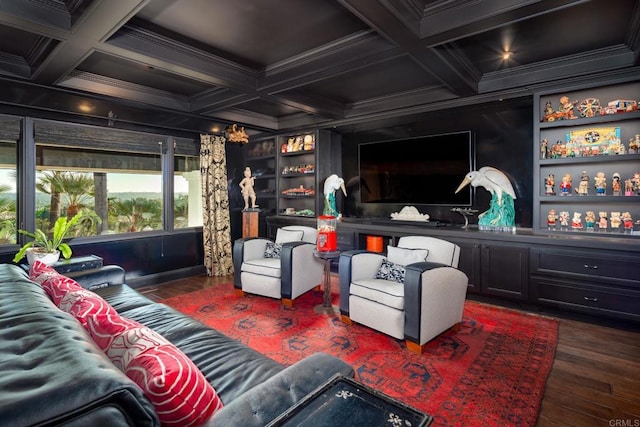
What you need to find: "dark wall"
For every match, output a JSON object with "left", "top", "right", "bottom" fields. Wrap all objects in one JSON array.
[{"left": 339, "top": 97, "right": 533, "bottom": 227}]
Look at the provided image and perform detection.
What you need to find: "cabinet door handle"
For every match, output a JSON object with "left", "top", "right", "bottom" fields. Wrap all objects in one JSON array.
[
  {"left": 583, "top": 296, "right": 599, "bottom": 302},
  {"left": 583, "top": 264, "right": 599, "bottom": 270}
]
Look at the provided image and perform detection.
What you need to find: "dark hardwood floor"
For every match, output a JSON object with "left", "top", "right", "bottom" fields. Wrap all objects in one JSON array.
[{"left": 137, "top": 274, "right": 640, "bottom": 426}]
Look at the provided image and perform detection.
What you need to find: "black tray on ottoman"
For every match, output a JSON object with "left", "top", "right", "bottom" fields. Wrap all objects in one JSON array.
[{"left": 267, "top": 374, "right": 432, "bottom": 426}]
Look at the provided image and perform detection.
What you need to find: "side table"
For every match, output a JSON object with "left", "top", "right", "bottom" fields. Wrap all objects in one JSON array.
[
  {"left": 267, "top": 374, "right": 432, "bottom": 426},
  {"left": 312, "top": 249, "right": 341, "bottom": 315}
]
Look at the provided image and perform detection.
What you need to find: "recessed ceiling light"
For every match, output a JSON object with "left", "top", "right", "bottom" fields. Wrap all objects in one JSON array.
[{"left": 502, "top": 51, "right": 512, "bottom": 61}]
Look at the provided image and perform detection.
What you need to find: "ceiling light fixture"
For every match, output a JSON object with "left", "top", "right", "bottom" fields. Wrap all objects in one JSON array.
[{"left": 502, "top": 51, "right": 512, "bottom": 61}]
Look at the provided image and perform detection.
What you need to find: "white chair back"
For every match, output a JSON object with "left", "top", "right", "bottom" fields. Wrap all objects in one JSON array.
[
  {"left": 397, "top": 236, "right": 460, "bottom": 267},
  {"left": 279, "top": 226, "right": 317, "bottom": 244}
]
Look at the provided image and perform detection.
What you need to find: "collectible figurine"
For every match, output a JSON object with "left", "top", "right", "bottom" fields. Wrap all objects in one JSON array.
[
  {"left": 571, "top": 212, "right": 583, "bottom": 230},
  {"left": 585, "top": 211, "right": 596, "bottom": 231},
  {"left": 560, "top": 173, "right": 572, "bottom": 195},
  {"left": 540, "top": 139, "right": 549, "bottom": 159},
  {"left": 594, "top": 172, "right": 606, "bottom": 196},
  {"left": 622, "top": 212, "right": 634, "bottom": 232},
  {"left": 559, "top": 211, "right": 570, "bottom": 230},
  {"left": 598, "top": 211, "right": 608, "bottom": 231},
  {"left": 610, "top": 212, "right": 622, "bottom": 230},
  {"left": 576, "top": 171, "right": 589, "bottom": 195},
  {"left": 239, "top": 166, "right": 258, "bottom": 210},
  {"left": 612, "top": 173, "right": 621, "bottom": 196},
  {"left": 547, "top": 209, "right": 558, "bottom": 229},
  {"left": 542, "top": 101, "right": 554, "bottom": 121},
  {"left": 633, "top": 172, "right": 640, "bottom": 195},
  {"left": 625, "top": 178, "right": 634, "bottom": 196},
  {"left": 558, "top": 96, "right": 577, "bottom": 120},
  {"left": 545, "top": 173, "right": 555, "bottom": 195}
]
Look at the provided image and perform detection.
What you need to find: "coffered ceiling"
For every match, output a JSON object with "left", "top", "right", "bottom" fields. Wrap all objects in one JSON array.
[{"left": 0, "top": 0, "right": 638, "bottom": 135}]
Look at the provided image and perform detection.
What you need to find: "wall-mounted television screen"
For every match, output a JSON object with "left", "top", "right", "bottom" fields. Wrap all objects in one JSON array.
[{"left": 358, "top": 131, "right": 474, "bottom": 206}]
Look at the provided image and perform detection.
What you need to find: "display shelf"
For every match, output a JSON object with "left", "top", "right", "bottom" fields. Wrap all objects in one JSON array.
[{"left": 533, "top": 79, "right": 640, "bottom": 236}]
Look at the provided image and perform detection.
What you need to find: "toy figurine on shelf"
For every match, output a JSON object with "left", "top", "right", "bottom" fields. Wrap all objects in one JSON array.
[
  {"left": 547, "top": 209, "right": 558, "bottom": 229},
  {"left": 594, "top": 172, "right": 606, "bottom": 196},
  {"left": 544, "top": 173, "right": 555, "bottom": 195},
  {"left": 558, "top": 96, "right": 577, "bottom": 120},
  {"left": 625, "top": 178, "right": 634, "bottom": 196},
  {"left": 622, "top": 212, "right": 634, "bottom": 232},
  {"left": 612, "top": 173, "right": 622, "bottom": 196},
  {"left": 629, "top": 137, "right": 638, "bottom": 154},
  {"left": 585, "top": 211, "right": 596, "bottom": 231},
  {"left": 571, "top": 212, "right": 583, "bottom": 230},
  {"left": 610, "top": 212, "right": 622, "bottom": 230},
  {"left": 560, "top": 173, "right": 572, "bottom": 195},
  {"left": 598, "top": 211, "right": 608, "bottom": 231},
  {"left": 559, "top": 211, "right": 570, "bottom": 230},
  {"left": 576, "top": 171, "right": 589, "bottom": 195},
  {"left": 540, "top": 139, "right": 549, "bottom": 159},
  {"left": 541, "top": 101, "right": 554, "bottom": 122},
  {"left": 632, "top": 172, "right": 640, "bottom": 195}
]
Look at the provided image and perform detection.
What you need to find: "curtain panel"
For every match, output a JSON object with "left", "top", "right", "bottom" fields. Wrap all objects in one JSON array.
[{"left": 200, "top": 134, "right": 233, "bottom": 276}]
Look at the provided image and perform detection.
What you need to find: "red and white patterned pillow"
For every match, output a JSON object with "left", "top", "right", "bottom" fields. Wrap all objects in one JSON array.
[
  {"left": 58, "top": 289, "right": 120, "bottom": 328},
  {"left": 30, "top": 261, "right": 84, "bottom": 305},
  {"left": 86, "top": 313, "right": 223, "bottom": 426}
]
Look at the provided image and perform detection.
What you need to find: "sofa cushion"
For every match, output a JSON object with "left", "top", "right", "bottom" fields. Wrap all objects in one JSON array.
[
  {"left": 87, "top": 312, "right": 223, "bottom": 426},
  {"left": 387, "top": 245, "right": 429, "bottom": 266},
  {"left": 375, "top": 258, "right": 406, "bottom": 283},
  {"left": 263, "top": 241, "right": 282, "bottom": 258}
]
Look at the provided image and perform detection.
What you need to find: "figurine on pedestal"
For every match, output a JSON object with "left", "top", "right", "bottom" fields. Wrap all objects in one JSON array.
[
  {"left": 594, "top": 172, "right": 606, "bottom": 196},
  {"left": 598, "top": 211, "right": 608, "bottom": 231},
  {"left": 456, "top": 166, "right": 516, "bottom": 231},
  {"left": 622, "top": 212, "right": 633, "bottom": 232},
  {"left": 559, "top": 211, "right": 570, "bottom": 230},
  {"left": 610, "top": 212, "right": 622, "bottom": 230},
  {"left": 571, "top": 212, "right": 583, "bottom": 230},
  {"left": 545, "top": 173, "right": 555, "bottom": 195},
  {"left": 323, "top": 174, "right": 347, "bottom": 217},
  {"left": 576, "top": 171, "right": 589, "bottom": 195},
  {"left": 585, "top": 211, "right": 596, "bottom": 231},
  {"left": 547, "top": 209, "right": 558, "bottom": 230},
  {"left": 239, "top": 166, "right": 258, "bottom": 210},
  {"left": 612, "top": 173, "right": 621, "bottom": 196},
  {"left": 560, "top": 173, "right": 572, "bottom": 196}
]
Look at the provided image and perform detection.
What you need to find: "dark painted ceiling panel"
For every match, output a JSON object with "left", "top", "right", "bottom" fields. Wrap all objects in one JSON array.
[{"left": 0, "top": 0, "right": 636, "bottom": 135}]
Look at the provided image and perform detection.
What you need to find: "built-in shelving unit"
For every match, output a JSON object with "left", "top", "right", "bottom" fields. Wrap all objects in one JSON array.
[{"left": 533, "top": 81, "right": 640, "bottom": 237}]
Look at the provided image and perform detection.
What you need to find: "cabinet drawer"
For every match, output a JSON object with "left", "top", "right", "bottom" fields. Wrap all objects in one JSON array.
[
  {"left": 531, "top": 248, "right": 640, "bottom": 285},
  {"left": 532, "top": 276, "right": 640, "bottom": 321}
]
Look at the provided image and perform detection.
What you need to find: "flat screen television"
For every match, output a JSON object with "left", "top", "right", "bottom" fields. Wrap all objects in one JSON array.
[{"left": 358, "top": 131, "right": 474, "bottom": 206}]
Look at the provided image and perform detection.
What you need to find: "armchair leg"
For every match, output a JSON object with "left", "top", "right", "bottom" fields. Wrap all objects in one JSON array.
[
  {"left": 406, "top": 340, "right": 425, "bottom": 355},
  {"left": 282, "top": 298, "right": 294, "bottom": 308},
  {"left": 340, "top": 315, "right": 352, "bottom": 325},
  {"left": 235, "top": 289, "right": 245, "bottom": 297}
]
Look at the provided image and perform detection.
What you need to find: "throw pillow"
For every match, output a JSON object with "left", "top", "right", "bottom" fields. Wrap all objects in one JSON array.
[
  {"left": 263, "top": 241, "right": 282, "bottom": 258},
  {"left": 375, "top": 258, "right": 406, "bottom": 283},
  {"left": 58, "top": 289, "right": 119, "bottom": 328},
  {"left": 86, "top": 313, "right": 223, "bottom": 426},
  {"left": 30, "top": 260, "right": 84, "bottom": 305},
  {"left": 387, "top": 245, "right": 429, "bottom": 266},
  {"left": 275, "top": 228, "right": 304, "bottom": 243}
]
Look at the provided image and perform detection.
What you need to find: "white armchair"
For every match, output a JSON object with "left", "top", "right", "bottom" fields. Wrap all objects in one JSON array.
[
  {"left": 233, "top": 226, "right": 324, "bottom": 306},
  {"left": 338, "top": 236, "right": 469, "bottom": 354}
]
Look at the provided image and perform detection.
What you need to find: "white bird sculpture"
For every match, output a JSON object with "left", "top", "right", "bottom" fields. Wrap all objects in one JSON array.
[
  {"left": 455, "top": 166, "right": 516, "bottom": 205},
  {"left": 455, "top": 166, "right": 516, "bottom": 228},
  {"left": 323, "top": 174, "right": 347, "bottom": 217}
]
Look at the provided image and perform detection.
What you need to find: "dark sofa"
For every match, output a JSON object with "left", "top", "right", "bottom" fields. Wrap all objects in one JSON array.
[{"left": 0, "top": 263, "right": 354, "bottom": 426}]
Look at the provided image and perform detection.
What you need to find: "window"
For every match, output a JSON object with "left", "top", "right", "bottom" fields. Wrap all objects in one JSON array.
[
  {"left": 174, "top": 154, "right": 202, "bottom": 229},
  {"left": 35, "top": 121, "right": 168, "bottom": 236},
  {"left": 0, "top": 116, "right": 19, "bottom": 245}
]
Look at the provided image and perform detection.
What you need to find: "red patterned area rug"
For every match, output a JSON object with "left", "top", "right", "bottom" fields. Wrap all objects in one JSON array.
[{"left": 160, "top": 283, "right": 558, "bottom": 426}]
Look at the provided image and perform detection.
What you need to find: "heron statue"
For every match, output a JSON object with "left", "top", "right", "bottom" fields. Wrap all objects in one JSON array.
[
  {"left": 455, "top": 166, "right": 516, "bottom": 228},
  {"left": 323, "top": 174, "right": 347, "bottom": 217}
]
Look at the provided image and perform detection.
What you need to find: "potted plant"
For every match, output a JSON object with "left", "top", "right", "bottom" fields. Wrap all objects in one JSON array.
[{"left": 13, "top": 214, "right": 83, "bottom": 265}]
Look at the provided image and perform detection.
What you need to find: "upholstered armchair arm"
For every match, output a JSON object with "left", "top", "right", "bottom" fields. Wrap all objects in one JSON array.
[
  {"left": 232, "top": 237, "right": 271, "bottom": 289},
  {"left": 404, "top": 262, "right": 469, "bottom": 345},
  {"left": 280, "top": 241, "right": 324, "bottom": 300},
  {"left": 338, "top": 250, "right": 385, "bottom": 316}
]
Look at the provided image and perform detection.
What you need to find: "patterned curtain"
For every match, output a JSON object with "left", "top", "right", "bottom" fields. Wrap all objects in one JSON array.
[{"left": 200, "top": 134, "right": 234, "bottom": 276}]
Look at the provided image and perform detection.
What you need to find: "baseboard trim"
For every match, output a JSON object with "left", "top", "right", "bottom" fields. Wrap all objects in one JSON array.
[{"left": 126, "top": 265, "right": 207, "bottom": 288}]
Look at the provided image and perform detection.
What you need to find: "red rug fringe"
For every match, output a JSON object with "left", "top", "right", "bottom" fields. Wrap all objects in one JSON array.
[{"left": 161, "top": 282, "right": 558, "bottom": 426}]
